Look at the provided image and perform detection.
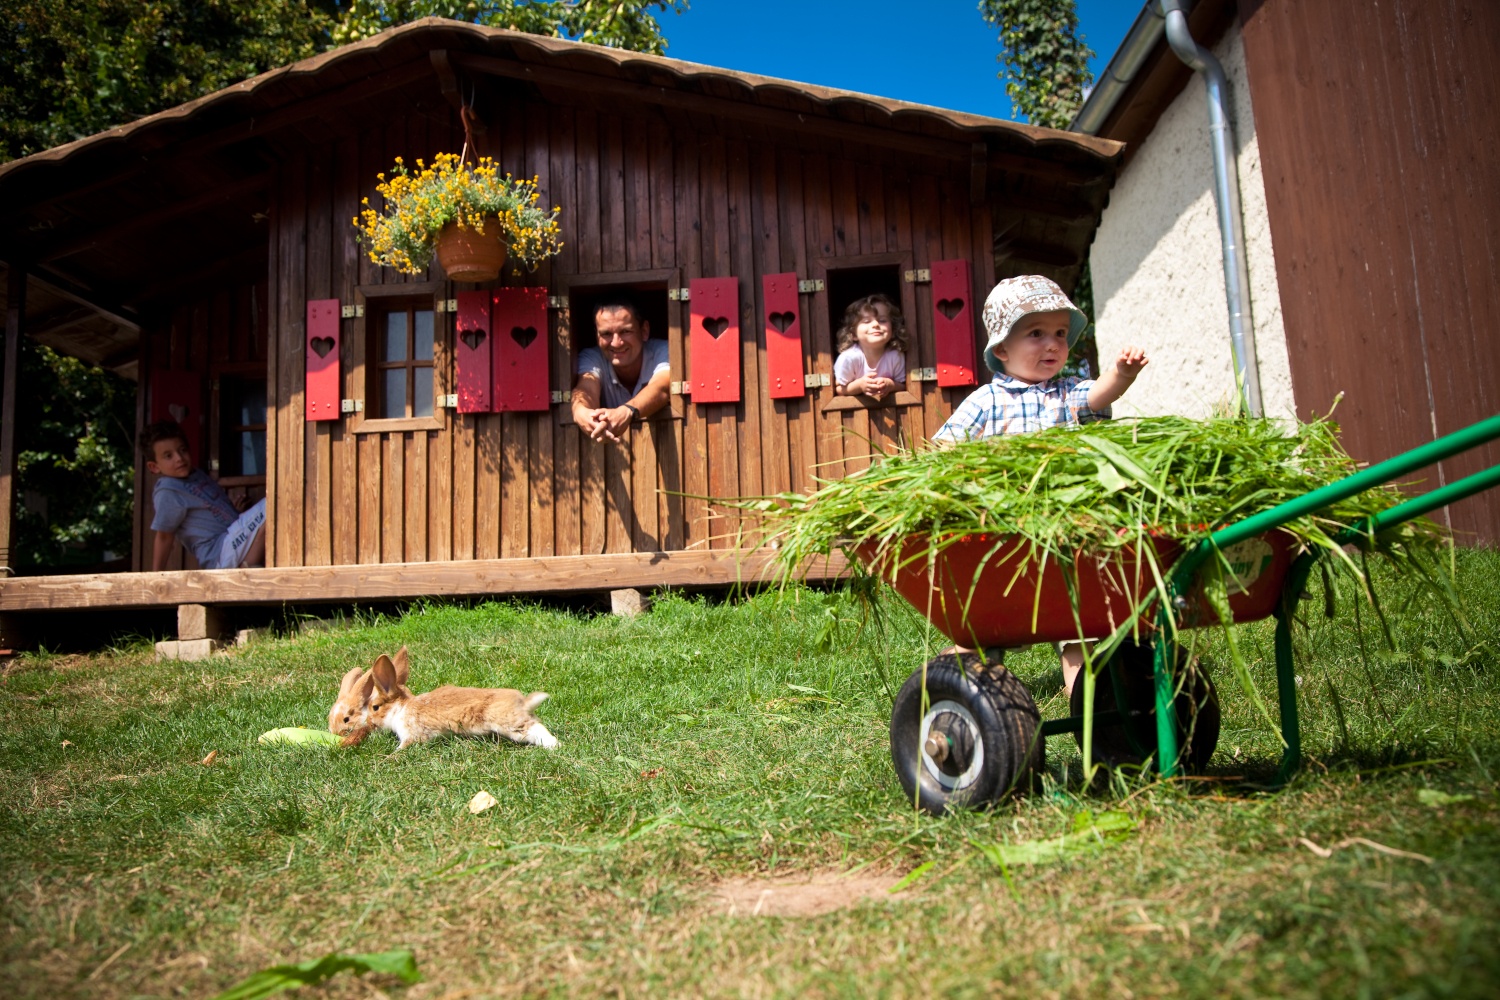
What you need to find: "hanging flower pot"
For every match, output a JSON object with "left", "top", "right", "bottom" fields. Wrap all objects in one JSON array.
[
  {"left": 354, "top": 153, "right": 563, "bottom": 280},
  {"left": 435, "top": 223, "right": 508, "bottom": 283}
]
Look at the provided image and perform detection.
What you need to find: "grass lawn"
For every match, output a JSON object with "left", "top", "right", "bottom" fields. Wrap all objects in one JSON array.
[{"left": 2, "top": 550, "right": 1498, "bottom": 998}]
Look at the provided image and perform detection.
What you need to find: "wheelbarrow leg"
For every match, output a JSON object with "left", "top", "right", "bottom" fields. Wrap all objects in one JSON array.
[
  {"left": 1153, "top": 616, "right": 1182, "bottom": 778},
  {"left": 1271, "top": 553, "right": 1316, "bottom": 786}
]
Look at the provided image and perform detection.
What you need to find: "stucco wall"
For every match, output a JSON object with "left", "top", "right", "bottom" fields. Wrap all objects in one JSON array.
[{"left": 1089, "top": 21, "right": 1295, "bottom": 421}]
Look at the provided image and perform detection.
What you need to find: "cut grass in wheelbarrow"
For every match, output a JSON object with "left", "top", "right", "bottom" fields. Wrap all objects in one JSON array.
[{"left": 731, "top": 414, "right": 1459, "bottom": 812}]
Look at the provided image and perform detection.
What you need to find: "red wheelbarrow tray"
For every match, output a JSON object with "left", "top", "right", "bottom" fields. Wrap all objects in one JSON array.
[{"left": 853, "top": 530, "right": 1296, "bottom": 650}]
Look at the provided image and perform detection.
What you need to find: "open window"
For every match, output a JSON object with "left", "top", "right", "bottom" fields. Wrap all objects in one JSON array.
[
  {"left": 818, "top": 255, "right": 920, "bottom": 412},
  {"left": 558, "top": 270, "right": 677, "bottom": 424}
]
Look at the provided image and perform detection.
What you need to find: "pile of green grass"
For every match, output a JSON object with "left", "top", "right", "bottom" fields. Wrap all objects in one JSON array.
[{"left": 749, "top": 416, "right": 1441, "bottom": 582}]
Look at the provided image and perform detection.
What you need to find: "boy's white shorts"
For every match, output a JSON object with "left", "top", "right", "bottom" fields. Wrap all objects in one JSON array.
[{"left": 218, "top": 499, "right": 267, "bottom": 568}]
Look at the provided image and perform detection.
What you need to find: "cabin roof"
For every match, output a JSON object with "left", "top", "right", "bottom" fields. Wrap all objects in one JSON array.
[{"left": 0, "top": 18, "right": 1123, "bottom": 367}]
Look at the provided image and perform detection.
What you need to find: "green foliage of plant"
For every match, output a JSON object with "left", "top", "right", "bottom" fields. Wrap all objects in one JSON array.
[
  {"left": 209, "top": 949, "right": 419, "bottom": 1000},
  {"left": 331, "top": 0, "right": 688, "bottom": 54},
  {"left": 355, "top": 152, "right": 564, "bottom": 272},
  {"left": 12, "top": 342, "right": 136, "bottom": 571},
  {"left": 979, "top": 0, "right": 1094, "bottom": 129}
]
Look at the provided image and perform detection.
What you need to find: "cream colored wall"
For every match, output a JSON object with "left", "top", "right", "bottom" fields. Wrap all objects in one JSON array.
[{"left": 1088, "top": 21, "right": 1296, "bottom": 421}]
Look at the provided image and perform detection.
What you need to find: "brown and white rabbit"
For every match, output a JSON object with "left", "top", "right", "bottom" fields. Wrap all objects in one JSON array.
[
  {"left": 363, "top": 649, "right": 559, "bottom": 750},
  {"left": 326, "top": 647, "right": 410, "bottom": 741}
]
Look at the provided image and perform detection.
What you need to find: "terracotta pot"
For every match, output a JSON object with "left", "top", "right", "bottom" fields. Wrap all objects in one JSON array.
[{"left": 434, "top": 222, "right": 507, "bottom": 283}]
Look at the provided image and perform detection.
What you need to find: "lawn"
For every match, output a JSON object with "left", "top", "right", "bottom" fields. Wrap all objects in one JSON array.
[{"left": 2, "top": 550, "right": 1498, "bottom": 998}]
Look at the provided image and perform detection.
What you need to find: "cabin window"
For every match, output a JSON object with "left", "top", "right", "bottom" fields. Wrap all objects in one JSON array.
[
  {"left": 217, "top": 376, "right": 267, "bottom": 477},
  {"left": 566, "top": 284, "right": 670, "bottom": 390},
  {"left": 373, "top": 302, "right": 436, "bottom": 420},
  {"left": 825, "top": 263, "right": 904, "bottom": 356}
]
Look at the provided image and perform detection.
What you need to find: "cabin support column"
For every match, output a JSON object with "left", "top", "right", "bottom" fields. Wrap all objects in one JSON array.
[{"left": 0, "top": 264, "right": 25, "bottom": 577}]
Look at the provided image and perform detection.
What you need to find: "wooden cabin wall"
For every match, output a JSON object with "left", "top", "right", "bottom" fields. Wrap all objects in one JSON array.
[
  {"left": 134, "top": 276, "right": 269, "bottom": 571},
  {"left": 266, "top": 94, "right": 992, "bottom": 569}
]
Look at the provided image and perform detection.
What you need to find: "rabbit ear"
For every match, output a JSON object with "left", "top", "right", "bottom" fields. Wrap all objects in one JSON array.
[
  {"left": 337, "top": 666, "right": 363, "bottom": 696},
  {"left": 523, "top": 691, "right": 549, "bottom": 711},
  {"left": 393, "top": 646, "right": 410, "bottom": 685},
  {"left": 352, "top": 671, "right": 375, "bottom": 702},
  {"left": 371, "top": 654, "right": 400, "bottom": 696}
]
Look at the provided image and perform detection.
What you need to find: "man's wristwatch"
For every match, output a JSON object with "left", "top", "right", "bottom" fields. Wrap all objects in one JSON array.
[{"left": 624, "top": 403, "right": 641, "bottom": 422}]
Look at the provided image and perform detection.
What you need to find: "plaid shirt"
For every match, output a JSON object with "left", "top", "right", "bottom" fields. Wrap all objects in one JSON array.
[{"left": 933, "top": 373, "right": 1109, "bottom": 442}]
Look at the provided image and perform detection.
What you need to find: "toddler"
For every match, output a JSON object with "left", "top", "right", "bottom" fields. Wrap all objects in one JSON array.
[
  {"left": 933, "top": 275, "right": 1149, "bottom": 696},
  {"left": 833, "top": 293, "right": 907, "bottom": 400},
  {"left": 143, "top": 420, "right": 267, "bottom": 571}
]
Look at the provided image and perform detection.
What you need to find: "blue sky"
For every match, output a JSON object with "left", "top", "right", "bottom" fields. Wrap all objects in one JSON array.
[{"left": 660, "top": 1, "right": 1140, "bottom": 123}]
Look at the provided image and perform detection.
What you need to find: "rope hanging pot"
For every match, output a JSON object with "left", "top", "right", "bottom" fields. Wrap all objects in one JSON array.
[{"left": 435, "top": 106, "right": 508, "bottom": 284}]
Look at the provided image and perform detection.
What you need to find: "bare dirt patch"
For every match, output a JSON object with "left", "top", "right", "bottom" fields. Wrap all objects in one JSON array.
[{"left": 709, "top": 873, "right": 903, "bottom": 918}]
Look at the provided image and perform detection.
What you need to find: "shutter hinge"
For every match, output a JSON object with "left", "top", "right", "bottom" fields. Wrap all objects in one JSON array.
[
  {"left": 670, "top": 381, "right": 691, "bottom": 395},
  {"left": 340, "top": 398, "right": 363, "bottom": 413},
  {"left": 910, "top": 368, "right": 937, "bottom": 382},
  {"left": 438, "top": 393, "right": 459, "bottom": 408},
  {"left": 550, "top": 390, "right": 569, "bottom": 403},
  {"left": 804, "top": 373, "right": 830, "bottom": 388},
  {"left": 904, "top": 269, "right": 931, "bottom": 283},
  {"left": 548, "top": 296, "right": 565, "bottom": 309},
  {"left": 434, "top": 298, "right": 459, "bottom": 313},
  {"left": 667, "top": 287, "right": 691, "bottom": 302},
  {"left": 340, "top": 304, "right": 364, "bottom": 319},
  {"left": 798, "top": 279, "right": 824, "bottom": 293}
]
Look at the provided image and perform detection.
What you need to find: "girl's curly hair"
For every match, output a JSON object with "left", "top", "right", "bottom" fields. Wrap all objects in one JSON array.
[{"left": 835, "top": 293, "right": 907, "bottom": 354}]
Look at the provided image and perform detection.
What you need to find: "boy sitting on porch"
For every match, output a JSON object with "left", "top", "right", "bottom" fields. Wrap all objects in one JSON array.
[
  {"left": 142, "top": 420, "right": 267, "bottom": 571},
  {"left": 932, "top": 275, "right": 1149, "bottom": 698}
]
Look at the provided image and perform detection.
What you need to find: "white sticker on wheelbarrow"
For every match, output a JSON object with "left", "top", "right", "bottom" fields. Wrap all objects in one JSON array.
[{"left": 1221, "top": 538, "right": 1274, "bottom": 595}]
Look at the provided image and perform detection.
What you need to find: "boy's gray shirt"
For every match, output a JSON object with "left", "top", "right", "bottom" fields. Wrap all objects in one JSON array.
[{"left": 151, "top": 470, "right": 239, "bottom": 569}]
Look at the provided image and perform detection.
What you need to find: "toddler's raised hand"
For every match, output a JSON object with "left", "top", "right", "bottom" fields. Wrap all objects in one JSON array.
[{"left": 1115, "top": 346, "right": 1149, "bottom": 380}]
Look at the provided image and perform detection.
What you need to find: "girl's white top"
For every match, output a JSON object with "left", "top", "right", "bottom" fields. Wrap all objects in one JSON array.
[{"left": 833, "top": 345, "right": 906, "bottom": 388}]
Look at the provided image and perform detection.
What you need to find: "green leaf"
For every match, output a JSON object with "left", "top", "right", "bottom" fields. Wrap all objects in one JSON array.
[
  {"left": 973, "top": 810, "right": 1136, "bottom": 868},
  {"left": 210, "top": 950, "right": 420, "bottom": 1000},
  {"left": 1416, "top": 789, "right": 1475, "bottom": 808},
  {"left": 1093, "top": 457, "right": 1131, "bottom": 493}
]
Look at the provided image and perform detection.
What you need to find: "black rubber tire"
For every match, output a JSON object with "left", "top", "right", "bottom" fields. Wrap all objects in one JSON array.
[
  {"left": 1070, "top": 639, "right": 1220, "bottom": 773},
  {"left": 889, "top": 653, "right": 1042, "bottom": 815}
]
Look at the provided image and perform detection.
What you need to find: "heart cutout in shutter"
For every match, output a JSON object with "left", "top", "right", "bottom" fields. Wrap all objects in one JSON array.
[
  {"left": 460, "top": 327, "right": 487, "bottom": 352},
  {"left": 168, "top": 403, "right": 188, "bottom": 424},
  {"left": 768, "top": 311, "right": 795, "bottom": 334},
  {"left": 309, "top": 336, "right": 336, "bottom": 359},
  {"left": 510, "top": 325, "right": 538, "bottom": 350},
  {"left": 703, "top": 316, "right": 730, "bottom": 339},
  {"left": 937, "top": 298, "right": 965, "bottom": 321}
]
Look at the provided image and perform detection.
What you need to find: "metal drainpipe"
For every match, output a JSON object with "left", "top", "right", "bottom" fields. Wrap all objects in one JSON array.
[{"left": 1161, "top": 0, "right": 1263, "bottom": 417}]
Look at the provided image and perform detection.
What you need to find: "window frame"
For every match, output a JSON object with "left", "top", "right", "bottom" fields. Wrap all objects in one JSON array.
[
  {"left": 554, "top": 268, "right": 682, "bottom": 425},
  {"left": 812, "top": 251, "right": 924, "bottom": 412},
  {"left": 350, "top": 282, "right": 449, "bottom": 435},
  {"left": 210, "top": 369, "right": 269, "bottom": 481}
]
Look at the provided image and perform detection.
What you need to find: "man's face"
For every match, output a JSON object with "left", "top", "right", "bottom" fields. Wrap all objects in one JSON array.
[
  {"left": 994, "top": 309, "right": 1071, "bottom": 384},
  {"left": 148, "top": 438, "right": 192, "bottom": 478},
  {"left": 595, "top": 306, "right": 648, "bottom": 373}
]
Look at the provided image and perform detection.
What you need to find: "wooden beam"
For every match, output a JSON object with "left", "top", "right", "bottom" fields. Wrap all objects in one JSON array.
[
  {"left": 451, "top": 52, "right": 979, "bottom": 164},
  {"left": 0, "top": 549, "right": 850, "bottom": 611},
  {"left": 16, "top": 267, "right": 141, "bottom": 334},
  {"left": 38, "top": 173, "right": 271, "bottom": 263},
  {"left": 0, "top": 265, "right": 23, "bottom": 576}
]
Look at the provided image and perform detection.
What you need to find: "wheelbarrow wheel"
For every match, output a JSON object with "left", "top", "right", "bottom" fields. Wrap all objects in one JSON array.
[
  {"left": 1070, "top": 639, "right": 1220, "bottom": 772},
  {"left": 890, "top": 652, "right": 1041, "bottom": 815}
]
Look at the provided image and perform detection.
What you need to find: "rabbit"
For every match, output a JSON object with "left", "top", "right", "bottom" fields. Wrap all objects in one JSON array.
[
  {"left": 362, "top": 649, "right": 559, "bottom": 750},
  {"left": 326, "top": 647, "right": 410, "bottom": 743}
]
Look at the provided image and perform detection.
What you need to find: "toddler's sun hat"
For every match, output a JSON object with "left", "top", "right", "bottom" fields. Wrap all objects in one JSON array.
[{"left": 981, "top": 275, "right": 1089, "bottom": 373}]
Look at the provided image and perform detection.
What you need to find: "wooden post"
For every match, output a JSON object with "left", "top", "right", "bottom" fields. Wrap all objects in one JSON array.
[{"left": 0, "top": 265, "right": 24, "bottom": 576}]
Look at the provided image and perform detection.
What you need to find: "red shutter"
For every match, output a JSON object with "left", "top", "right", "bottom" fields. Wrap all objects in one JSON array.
[
  {"left": 763, "top": 273, "right": 805, "bottom": 399},
  {"left": 689, "top": 277, "right": 740, "bottom": 403},
  {"left": 305, "top": 298, "right": 341, "bottom": 421},
  {"left": 149, "top": 369, "right": 204, "bottom": 462},
  {"left": 930, "top": 259, "right": 978, "bottom": 387},
  {"left": 454, "top": 290, "right": 492, "bottom": 413},
  {"left": 491, "top": 287, "right": 550, "bottom": 412}
]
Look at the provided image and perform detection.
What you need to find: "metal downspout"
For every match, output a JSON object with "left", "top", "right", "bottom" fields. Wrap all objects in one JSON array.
[{"left": 1161, "top": 0, "right": 1264, "bottom": 417}]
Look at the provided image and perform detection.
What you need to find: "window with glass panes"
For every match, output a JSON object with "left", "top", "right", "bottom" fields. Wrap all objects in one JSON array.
[
  {"left": 376, "top": 304, "right": 436, "bottom": 418},
  {"left": 218, "top": 377, "right": 267, "bottom": 476}
]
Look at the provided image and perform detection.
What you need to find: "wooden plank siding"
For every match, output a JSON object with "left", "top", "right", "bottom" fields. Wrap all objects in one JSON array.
[
  {"left": 145, "top": 88, "right": 988, "bottom": 579},
  {"left": 1240, "top": 0, "right": 1500, "bottom": 544}
]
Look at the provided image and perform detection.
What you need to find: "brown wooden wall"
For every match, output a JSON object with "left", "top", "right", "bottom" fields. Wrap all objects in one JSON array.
[
  {"left": 134, "top": 277, "right": 269, "bottom": 571},
  {"left": 261, "top": 94, "right": 992, "bottom": 568},
  {"left": 1241, "top": 0, "right": 1500, "bottom": 545}
]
